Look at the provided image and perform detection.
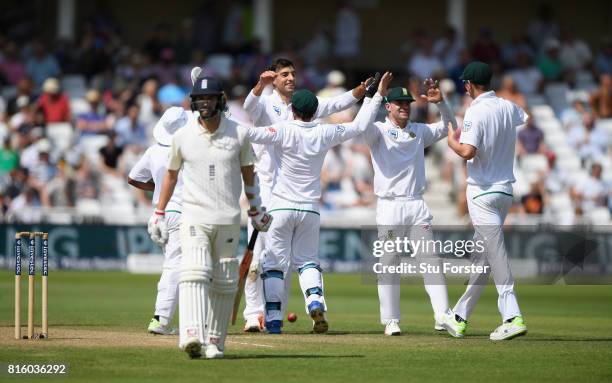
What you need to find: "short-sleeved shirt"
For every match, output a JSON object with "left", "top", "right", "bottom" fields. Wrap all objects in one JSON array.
[
  {"left": 129, "top": 143, "right": 183, "bottom": 213},
  {"left": 460, "top": 91, "right": 528, "bottom": 186},
  {"left": 168, "top": 116, "right": 254, "bottom": 224}
]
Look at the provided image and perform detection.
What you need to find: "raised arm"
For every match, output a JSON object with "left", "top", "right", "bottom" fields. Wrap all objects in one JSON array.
[
  {"left": 313, "top": 76, "right": 370, "bottom": 119},
  {"left": 419, "top": 78, "right": 458, "bottom": 147},
  {"left": 321, "top": 72, "right": 393, "bottom": 147},
  {"left": 243, "top": 70, "right": 276, "bottom": 123}
]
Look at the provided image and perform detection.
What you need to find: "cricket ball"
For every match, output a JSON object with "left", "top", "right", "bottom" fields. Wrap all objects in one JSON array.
[{"left": 287, "top": 312, "right": 297, "bottom": 322}]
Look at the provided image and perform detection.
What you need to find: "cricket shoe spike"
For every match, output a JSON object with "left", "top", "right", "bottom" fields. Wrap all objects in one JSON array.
[
  {"left": 205, "top": 344, "right": 224, "bottom": 359},
  {"left": 244, "top": 314, "right": 265, "bottom": 333},
  {"left": 308, "top": 301, "right": 329, "bottom": 334},
  {"left": 384, "top": 320, "right": 401, "bottom": 336},
  {"left": 266, "top": 320, "right": 283, "bottom": 334},
  {"left": 183, "top": 338, "right": 202, "bottom": 359},
  {"left": 147, "top": 318, "right": 177, "bottom": 335},
  {"left": 490, "top": 316, "right": 527, "bottom": 341}
]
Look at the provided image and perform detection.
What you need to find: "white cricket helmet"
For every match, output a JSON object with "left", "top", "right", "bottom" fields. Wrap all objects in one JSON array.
[{"left": 153, "top": 106, "right": 189, "bottom": 146}]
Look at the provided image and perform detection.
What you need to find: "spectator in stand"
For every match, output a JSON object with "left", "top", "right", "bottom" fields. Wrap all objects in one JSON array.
[
  {"left": 138, "top": 78, "right": 161, "bottom": 134},
  {"left": 0, "top": 42, "right": 25, "bottom": 86},
  {"left": 501, "top": 33, "right": 534, "bottom": 69},
  {"left": 541, "top": 152, "right": 568, "bottom": 196},
  {"left": 517, "top": 114, "right": 546, "bottom": 158},
  {"left": 0, "top": 136, "right": 19, "bottom": 176},
  {"left": 448, "top": 50, "right": 472, "bottom": 93},
  {"left": 6, "top": 186, "right": 42, "bottom": 223},
  {"left": 471, "top": 27, "right": 500, "bottom": 64},
  {"left": 589, "top": 73, "right": 612, "bottom": 119},
  {"left": 73, "top": 156, "right": 100, "bottom": 200},
  {"left": 520, "top": 184, "right": 544, "bottom": 215},
  {"left": 559, "top": 27, "right": 592, "bottom": 73},
  {"left": 334, "top": 1, "right": 361, "bottom": 79},
  {"left": 301, "top": 24, "right": 332, "bottom": 67},
  {"left": 98, "top": 131, "right": 123, "bottom": 178},
  {"left": 46, "top": 159, "right": 74, "bottom": 207},
  {"left": 9, "top": 96, "right": 32, "bottom": 131},
  {"left": 37, "top": 78, "right": 70, "bottom": 123},
  {"left": 144, "top": 24, "right": 173, "bottom": 63},
  {"left": 571, "top": 163, "right": 606, "bottom": 215},
  {"left": 226, "top": 85, "right": 251, "bottom": 125},
  {"left": 594, "top": 37, "right": 612, "bottom": 75},
  {"left": 114, "top": 103, "right": 147, "bottom": 149},
  {"left": 496, "top": 75, "right": 527, "bottom": 109},
  {"left": 538, "top": 39, "right": 563, "bottom": 82},
  {"left": 560, "top": 94, "right": 588, "bottom": 131},
  {"left": 567, "top": 112, "right": 608, "bottom": 162},
  {"left": 510, "top": 52, "right": 543, "bottom": 95},
  {"left": 174, "top": 18, "right": 196, "bottom": 65},
  {"left": 76, "top": 90, "right": 108, "bottom": 136},
  {"left": 25, "top": 40, "right": 61, "bottom": 88},
  {"left": 6, "top": 77, "right": 34, "bottom": 116},
  {"left": 527, "top": 4, "right": 559, "bottom": 51},
  {"left": 154, "top": 48, "right": 178, "bottom": 86},
  {"left": 408, "top": 37, "right": 444, "bottom": 80},
  {"left": 433, "top": 26, "right": 466, "bottom": 72}
]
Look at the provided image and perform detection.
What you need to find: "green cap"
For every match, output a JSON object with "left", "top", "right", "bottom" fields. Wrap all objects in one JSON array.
[
  {"left": 291, "top": 89, "right": 319, "bottom": 116},
  {"left": 460, "top": 61, "right": 492, "bottom": 85},
  {"left": 385, "top": 87, "right": 415, "bottom": 103}
]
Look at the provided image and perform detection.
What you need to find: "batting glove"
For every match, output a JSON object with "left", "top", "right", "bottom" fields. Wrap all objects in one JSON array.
[
  {"left": 364, "top": 72, "right": 381, "bottom": 98},
  {"left": 248, "top": 207, "right": 273, "bottom": 232},
  {"left": 147, "top": 209, "right": 169, "bottom": 246}
]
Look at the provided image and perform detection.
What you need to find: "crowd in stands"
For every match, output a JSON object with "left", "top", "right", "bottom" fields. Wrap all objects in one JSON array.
[{"left": 0, "top": 3, "right": 610, "bottom": 225}]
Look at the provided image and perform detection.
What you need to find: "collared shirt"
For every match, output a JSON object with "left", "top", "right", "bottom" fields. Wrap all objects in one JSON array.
[
  {"left": 460, "top": 91, "right": 528, "bottom": 186},
  {"left": 129, "top": 143, "right": 184, "bottom": 212},
  {"left": 243, "top": 88, "right": 358, "bottom": 186},
  {"left": 167, "top": 116, "right": 254, "bottom": 224},
  {"left": 363, "top": 115, "right": 449, "bottom": 199}
]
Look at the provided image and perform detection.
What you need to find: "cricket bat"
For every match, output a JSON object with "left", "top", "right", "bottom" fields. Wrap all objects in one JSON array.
[{"left": 231, "top": 229, "right": 259, "bottom": 325}]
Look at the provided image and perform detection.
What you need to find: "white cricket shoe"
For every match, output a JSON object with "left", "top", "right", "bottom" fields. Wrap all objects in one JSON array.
[
  {"left": 434, "top": 321, "right": 445, "bottom": 331},
  {"left": 183, "top": 338, "right": 202, "bottom": 359},
  {"left": 490, "top": 316, "right": 527, "bottom": 341},
  {"left": 205, "top": 344, "right": 224, "bottom": 359},
  {"left": 243, "top": 315, "right": 265, "bottom": 332},
  {"left": 437, "top": 310, "right": 466, "bottom": 338},
  {"left": 384, "top": 320, "right": 401, "bottom": 336}
]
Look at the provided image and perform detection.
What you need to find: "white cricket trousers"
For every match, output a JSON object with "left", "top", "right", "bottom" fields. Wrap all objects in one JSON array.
[
  {"left": 243, "top": 182, "right": 294, "bottom": 322},
  {"left": 453, "top": 184, "right": 522, "bottom": 322},
  {"left": 261, "top": 196, "right": 326, "bottom": 322},
  {"left": 376, "top": 197, "right": 449, "bottom": 325},
  {"left": 154, "top": 211, "right": 182, "bottom": 326}
]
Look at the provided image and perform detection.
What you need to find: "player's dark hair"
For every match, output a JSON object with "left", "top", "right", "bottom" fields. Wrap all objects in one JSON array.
[
  {"left": 292, "top": 106, "right": 314, "bottom": 122},
  {"left": 473, "top": 83, "right": 491, "bottom": 91},
  {"left": 269, "top": 58, "right": 294, "bottom": 72}
]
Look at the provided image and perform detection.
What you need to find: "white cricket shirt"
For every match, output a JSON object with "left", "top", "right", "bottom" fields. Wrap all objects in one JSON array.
[
  {"left": 167, "top": 116, "right": 254, "bottom": 224},
  {"left": 243, "top": 88, "right": 358, "bottom": 187},
  {"left": 245, "top": 94, "right": 382, "bottom": 204},
  {"left": 129, "top": 143, "right": 184, "bottom": 212},
  {"left": 460, "top": 91, "right": 528, "bottom": 186}
]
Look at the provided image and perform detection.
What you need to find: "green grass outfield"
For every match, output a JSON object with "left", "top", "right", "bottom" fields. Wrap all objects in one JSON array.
[{"left": 1, "top": 271, "right": 612, "bottom": 383}]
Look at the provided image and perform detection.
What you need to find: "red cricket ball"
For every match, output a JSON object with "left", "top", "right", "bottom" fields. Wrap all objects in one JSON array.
[{"left": 287, "top": 312, "right": 297, "bottom": 322}]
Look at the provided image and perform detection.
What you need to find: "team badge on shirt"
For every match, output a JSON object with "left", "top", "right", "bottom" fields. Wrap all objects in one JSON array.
[
  {"left": 267, "top": 127, "right": 277, "bottom": 134},
  {"left": 463, "top": 121, "right": 472, "bottom": 132},
  {"left": 273, "top": 106, "right": 281, "bottom": 116},
  {"left": 336, "top": 125, "right": 346, "bottom": 133},
  {"left": 388, "top": 129, "right": 399, "bottom": 139}
]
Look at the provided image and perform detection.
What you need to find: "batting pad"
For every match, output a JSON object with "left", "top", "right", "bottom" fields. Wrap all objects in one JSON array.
[
  {"left": 206, "top": 257, "right": 239, "bottom": 351},
  {"left": 298, "top": 264, "right": 327, "bottom": 313},
  {"left": 178, "top": 245, "right": 213, "bottom": 349}
]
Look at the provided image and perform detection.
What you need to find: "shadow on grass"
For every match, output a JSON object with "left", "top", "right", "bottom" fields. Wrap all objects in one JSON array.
[{"left": 220, "top": 354, "right": 365, "bottom": 360}]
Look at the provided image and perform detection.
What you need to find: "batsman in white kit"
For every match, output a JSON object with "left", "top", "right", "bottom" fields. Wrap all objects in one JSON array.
[
  {"left": 241, "top": 58, "right": 368, "bottom": 332},
  {"left": 149, "top": 75, "right": 272, "bottom": 359},
  {"left": 360, "top": 77, "right": 458, "bottom": 336},
  {"left": 242, "top": 72, "right": 391, "bottom": 334},
  {"left": 445, "top": 61, "right": 528, "bottom": 340},
  {"left": 128, "top": 106, "right": 189, "bottom": 335}
]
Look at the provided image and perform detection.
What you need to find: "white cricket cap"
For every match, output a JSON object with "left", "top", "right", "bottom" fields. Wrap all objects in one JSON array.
[
  {"left": 153, "top": 106, "right": 189, "bottom": 146},
  {"left": 327, "top": 70, "right": 345, "bottom": 86}
]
